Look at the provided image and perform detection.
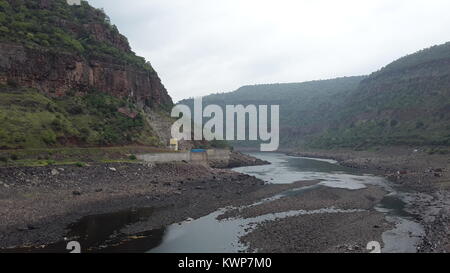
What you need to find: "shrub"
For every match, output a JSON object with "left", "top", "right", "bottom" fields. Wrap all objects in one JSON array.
[
  {"left": 75, "top": 162, "right": 86, "bottom": 167},
  {"left": 66, "top": 103, "right": 84, "bottom": 115},
  {"left": 6, "top": 78, "right": 18, "bottom": 88},
  {"left": 0, "top": 156, "right": 8, "bottom": 165},
  {"left": 46, "top": 160, "right": 56, "bottom": 166},
  {"left": 41, "top": 130, "right": 57, "bottom": 145},
  {"left": 51, "top": 119, "right": 64, "bottom": 131}
]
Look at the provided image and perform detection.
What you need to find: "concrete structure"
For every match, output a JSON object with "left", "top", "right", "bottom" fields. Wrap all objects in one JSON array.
[
  {"left": 207, "top": 149, "right": 231, "bottom": 161},
  {"left": 137, "top": 149, "right": 230, "bottom": 165},
  {"left": 190, "top": 149, "right": 208, "bottom": 164},
  {"left": 137, "top": 152, "right": 190, "bottom": 163}
]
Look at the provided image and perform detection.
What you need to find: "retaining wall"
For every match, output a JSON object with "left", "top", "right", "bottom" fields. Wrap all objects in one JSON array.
[{"left": 136, "top": 149, "right": 230, "bottom": 165}]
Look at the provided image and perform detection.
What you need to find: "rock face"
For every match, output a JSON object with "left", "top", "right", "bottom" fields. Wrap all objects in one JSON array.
[
  {"left": 0, "top": 42, "right": 172, "bottom": 109},
  {"left": 0, "top": 0, "right": 173, "bottom": 110},
  {"left": 0, "top": 0, "right": 175, "bottom": 149}
]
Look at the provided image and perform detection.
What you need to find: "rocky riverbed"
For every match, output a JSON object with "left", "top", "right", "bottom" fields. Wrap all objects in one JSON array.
[
  {"left": 218, "top": 183, "right": 393, "bottom": 253},
  {"left": 287, "top": 147, "right": 450, "bottom": 252},
  {"left": 0, "top": 161, "right": 264, "bottom": 250},
  {"left": 240, "top": 211, "right": 389, "bottom": 253},
  {"left": 1, "top": 148, "right": 448, "bottom": 253}
]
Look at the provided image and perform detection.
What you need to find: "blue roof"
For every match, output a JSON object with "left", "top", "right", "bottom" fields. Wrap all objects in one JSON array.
[{"left": 191, "top": 149, "right": 206, "bottom": 153}]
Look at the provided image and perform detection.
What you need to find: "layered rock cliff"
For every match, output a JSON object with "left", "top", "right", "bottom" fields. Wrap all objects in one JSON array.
[
  {"left": 0, "top": 0, "right": 173, "bottom": 109},
  {"left": 0, "top": 0, "right": 174, "bottom": 149},
  {"left": 0, "top": 42, "right": 172, "bottom": 108}
]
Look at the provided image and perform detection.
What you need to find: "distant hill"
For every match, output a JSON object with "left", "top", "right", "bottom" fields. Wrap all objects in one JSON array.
[
  {"left": 0, "top": 0, "right": 173, "bottom": 149},
  {"left": 179, "top": 76, "right": 365, "bottom": 148},
  {"left": 312, "top": 42, "right": 450, "bottom": 148},
  {"left": 180, "top": 42, "right": 450, "bottom": 149}
]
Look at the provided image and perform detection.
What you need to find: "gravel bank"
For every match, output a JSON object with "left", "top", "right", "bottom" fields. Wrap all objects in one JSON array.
[
  {"left": 241, "top": 211, "right": 390, "bottom": 253},
  {"left": 218, "top": 185, "right": 386, "bottom": 220},
  {"left": 0, "top": 161, "right": 269, "bottom": 250},
  {"left": 288, "top": 147, "right": 450, "bottom": 252}
]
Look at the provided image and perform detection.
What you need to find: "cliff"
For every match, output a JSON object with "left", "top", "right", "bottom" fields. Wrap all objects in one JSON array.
[
  {"left": 0, "top": 0, "right": 172, "bottom": 109},
  {"left": 0, "top": 42, "right": 172, "bottom": 108},
  {"left": 0, "top": 0, "right": 174, "bottom": 149}
]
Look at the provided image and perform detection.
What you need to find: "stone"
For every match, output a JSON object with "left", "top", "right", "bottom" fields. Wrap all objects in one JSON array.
[{"left": 51, "top": 169, "right": 59, "bottom": 176}]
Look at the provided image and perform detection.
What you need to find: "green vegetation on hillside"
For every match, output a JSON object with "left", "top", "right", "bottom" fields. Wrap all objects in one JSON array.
[
  {"left": 0, "top": 0, "right": 169, "bottom": 152},
  {"left": 0, "top": 145, "right": 170, "bottom": 167},
  {"left": 179, "top": 77, "right": 365, "bottom": 148},
  {"left": 0, "top": 84, "right": 160, "bottom": 149},
  {"left": 182, "top": 42, "right": 450, "bottom": 150},
  {"left": 311, "top": 43, "right": 450, "bottom": 149},
  {"left": 373, "top": 42, "right": 450, "bottom": 76},
  {"left": 0, "top": 0, "right": 153, "bottom": 71}
]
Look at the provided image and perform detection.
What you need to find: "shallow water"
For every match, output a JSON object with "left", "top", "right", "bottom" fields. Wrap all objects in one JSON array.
[
  {"left": 145, "top": 153, "right": 421, "bottom": 253},
  {"left": 24, "top": 152, "right": 422, "bottom": 253},
  {"left": 8, "top": 207, "right": 163, "bottom": 253},
  {"left": 234, "top": 153, "right": 389, "bottom": 190},
  {"left": 147, "top": 207, "right": 364, "bottom": 253}
]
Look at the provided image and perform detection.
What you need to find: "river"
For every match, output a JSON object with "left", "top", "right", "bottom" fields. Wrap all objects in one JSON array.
[
  {"left": 24, "top": 152, "right": 424, "bottom": 253},
  {"left": 145, "top": 153, "right": 423, "bottom": 253}
]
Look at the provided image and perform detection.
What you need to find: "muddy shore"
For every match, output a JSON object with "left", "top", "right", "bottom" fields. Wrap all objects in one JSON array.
[
  {"left": 218, "top": 180, "right": 394, "bottom": 253},
  {"left": 241, "top": 211, "right": 389, "bottom": 253},
  {"left": 0, "top": 162, "right": 259, "bottom": 250},
  {"left": 219, "top": 185, "right": 387, "bottom": 220},
  {"left": 0, "top": 155, "right": 315, "bottom": 252},
  {"left": 287, "top": 147, "right": 450, "bottom": 252},
  {"left": 1, "top": 147, "right": 448, "bottom": 253}
]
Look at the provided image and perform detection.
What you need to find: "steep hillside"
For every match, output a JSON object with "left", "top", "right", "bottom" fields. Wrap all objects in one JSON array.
[
  {"left": 311, "top": 42, "right": 450, "bottom": 148},
  {"left": 181, "top": 42, "right": 450, "bottom": 150},
  {"left": 0, "top": 0, "right": 173, "bottom": 149},
  {"left": 179, "top": 77, "right": 365, "bottom": 148}
]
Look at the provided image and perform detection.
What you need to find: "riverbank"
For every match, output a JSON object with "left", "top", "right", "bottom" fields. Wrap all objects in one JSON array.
[
  {"left": 215, "top": 153, "right": 399, "bottom": 253},
  {"left": 287, "top": 147, "right": 450, "bottom": 252},
  {"left": 0, "top": 161, "right": 260, "bottom": 250},
  {"left": 0, "top": 153, "right": 302, "bottom": 252},
  {"left": 220, "top": 184, "right": 393, "bottom": 253},
  {"left": 2, "top": 148, "right": 448, "bottom": 253}
]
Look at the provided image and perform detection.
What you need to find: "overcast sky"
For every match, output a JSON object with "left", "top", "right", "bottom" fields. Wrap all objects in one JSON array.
[{"left": 89, "top": 0, "right": 450, "bottom": 102}]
